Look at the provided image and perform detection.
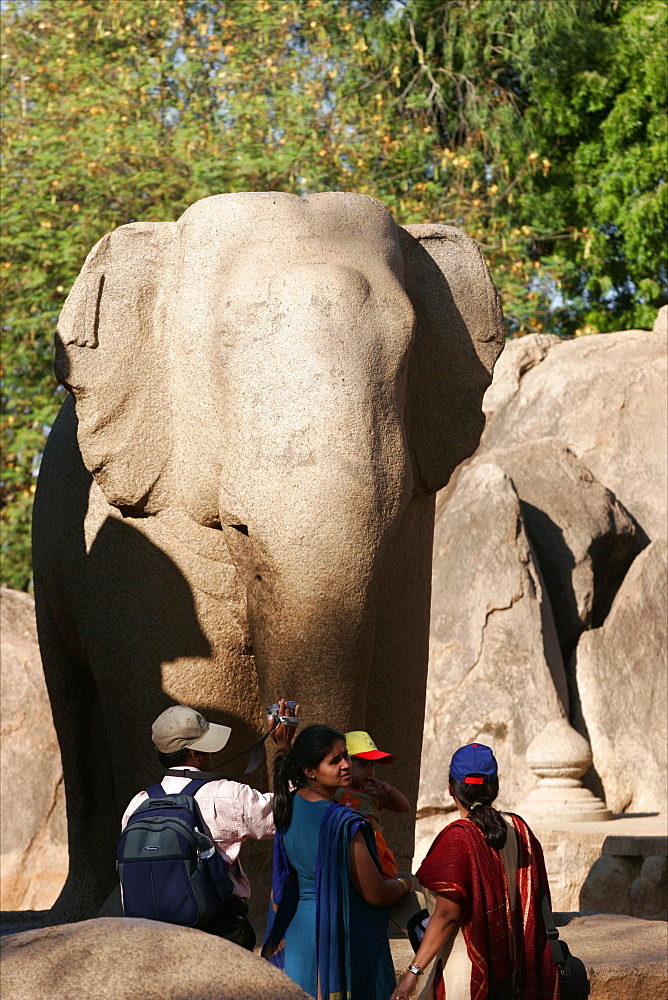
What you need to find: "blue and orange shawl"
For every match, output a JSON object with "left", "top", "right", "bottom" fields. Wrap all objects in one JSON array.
[
  {"left": 262, "top": 800, "right": 395, "bottom": 1000},
  {"left": 416, "top": 813, "right": 559, "bottom": 1000}
]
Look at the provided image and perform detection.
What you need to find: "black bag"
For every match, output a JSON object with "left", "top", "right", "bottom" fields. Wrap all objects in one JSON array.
[
  {"left": 540, "top": 892, "right": 591, "bottom": 999},
  {"left": 407, "top": 907, "right": 429, "bottom": 951}
]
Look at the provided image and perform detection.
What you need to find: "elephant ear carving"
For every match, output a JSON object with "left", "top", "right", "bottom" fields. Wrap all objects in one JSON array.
[
  {"left": 55, "top": 221, "right": 177, "bottom": 514},
  {"left": 399, "top": 224, "right": 505, "bottom": 497}
]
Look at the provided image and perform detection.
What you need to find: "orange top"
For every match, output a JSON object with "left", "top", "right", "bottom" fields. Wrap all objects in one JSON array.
[{"left": 334, "top": 786, "right": 398, "bottom": 879}]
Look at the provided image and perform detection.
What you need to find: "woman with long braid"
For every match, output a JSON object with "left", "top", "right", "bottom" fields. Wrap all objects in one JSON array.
[{"left": 391, "top": 744, "right": 559, "bottom": 1000}]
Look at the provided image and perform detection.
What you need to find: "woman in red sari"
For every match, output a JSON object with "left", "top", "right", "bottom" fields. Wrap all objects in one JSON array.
[{"left": 391, "top": 744, "right": 559, "bottom": 1000}]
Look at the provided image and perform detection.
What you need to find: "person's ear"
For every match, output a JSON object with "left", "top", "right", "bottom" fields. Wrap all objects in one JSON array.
[{"left": 399, "top": 225, "right": 505, "bottom": 496}]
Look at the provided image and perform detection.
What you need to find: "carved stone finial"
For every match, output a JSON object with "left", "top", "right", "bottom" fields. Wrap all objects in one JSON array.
[{"left": 516, "top": 718, "right": 612, "bottom": 822}]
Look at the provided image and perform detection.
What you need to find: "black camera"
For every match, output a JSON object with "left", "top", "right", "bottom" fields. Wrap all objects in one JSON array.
[{"left": 266, "top": 701, "right": 299, "bottom": 727}]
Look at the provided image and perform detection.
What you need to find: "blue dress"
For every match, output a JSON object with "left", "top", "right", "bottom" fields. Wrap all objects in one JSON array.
[{"left": 279, "top": 794, "right": 395, "bottom": 999}]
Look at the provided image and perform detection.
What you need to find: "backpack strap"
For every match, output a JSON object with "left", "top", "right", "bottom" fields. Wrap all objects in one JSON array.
[
  {"left": 146, "top": 783, "right": 166, "bottom": 799},
  {"left": 539, "top": 885, "right": 566, "bottom": 968},
  {"left": 173, "top": 778, "right": 217, "bottom": 837},
  {"left": 143, "top": 776, "right": 212, "bottom": 800},
  {"left": 180, "top": 778, "right": 213, "bottom": 798}
]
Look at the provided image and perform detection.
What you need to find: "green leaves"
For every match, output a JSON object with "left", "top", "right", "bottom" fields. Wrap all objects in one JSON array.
[{"left": 1, "top": 0, "right": 665, "bottom": 589}]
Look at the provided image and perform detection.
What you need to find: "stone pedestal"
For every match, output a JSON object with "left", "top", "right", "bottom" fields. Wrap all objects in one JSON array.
[{"left": 516, "top": 718, "right": 612, "bottom": 823}]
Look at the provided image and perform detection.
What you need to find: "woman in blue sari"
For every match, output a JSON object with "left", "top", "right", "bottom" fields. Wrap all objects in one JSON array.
[{"left": 263, "top": 725, "right": 414, "bottom": 999}]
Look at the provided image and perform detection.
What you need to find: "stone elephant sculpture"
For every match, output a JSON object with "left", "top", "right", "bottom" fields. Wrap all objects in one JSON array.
[{"left": 32, "top": 192, "right": 504, "bottom": 923}]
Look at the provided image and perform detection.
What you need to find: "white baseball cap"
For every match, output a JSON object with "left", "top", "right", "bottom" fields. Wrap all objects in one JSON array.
[{"left": 151, "top": 705, "right": 232, "bottom": 754}]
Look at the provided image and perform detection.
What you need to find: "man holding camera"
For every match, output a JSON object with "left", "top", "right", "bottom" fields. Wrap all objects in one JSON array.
[{"left": 121, "top": 698, "right": 299, "bottom": 949}]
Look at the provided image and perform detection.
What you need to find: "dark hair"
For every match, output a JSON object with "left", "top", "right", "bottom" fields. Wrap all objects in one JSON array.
[
  {"left": 450, "top": 777, "right": 507, "bottom": 850},
  {"left": 273, "top": 725, "right": 346, "bottom": 831},
  {"left": 157, "top": 747, "right": 190, "bottom": 768}
]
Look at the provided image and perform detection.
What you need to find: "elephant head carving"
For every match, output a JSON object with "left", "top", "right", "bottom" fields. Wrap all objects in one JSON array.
[
  {"left": 42, "top": 193, "right": 505, "bottom": 922},
  {"left": 55, "top": 193, "right": 504, "bottom": 526}
]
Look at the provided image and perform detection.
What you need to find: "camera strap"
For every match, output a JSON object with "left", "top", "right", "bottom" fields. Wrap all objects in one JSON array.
[{"left": 164, "top": 728, "right": 275, "bottom": 781}]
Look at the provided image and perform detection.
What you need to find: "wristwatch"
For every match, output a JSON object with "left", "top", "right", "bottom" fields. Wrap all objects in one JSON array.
[{"left": 407, "top": 963, "right": 424, "bottom": 976}]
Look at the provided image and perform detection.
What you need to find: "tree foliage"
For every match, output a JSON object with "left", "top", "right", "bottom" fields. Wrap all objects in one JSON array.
[
  {"left": 1, "top": 0, "right": 666, "bottom": 590},
  {"left": 397, "top": 0, "right": 667, "bottom": 332}
]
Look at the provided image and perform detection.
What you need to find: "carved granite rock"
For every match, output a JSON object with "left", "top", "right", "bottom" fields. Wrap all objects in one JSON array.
[
  {"left": 630, "top": 856, "right": 668, "bottom": 922},
  {"left": 473, "top": 438, "right": 642, "bottom": 660},
  {"left": 421, "top": 321, "right": 667, "bottom": 825},
  {"left": 32, "top": 192, "right": 505, "bottom": 921},
  {"left": 479, "top": 327, "right": 667, "bottom": 542},
  {"left": 0, "top": 587, "right": 67, "bottom": 910},
  {"left": 418, "top": 462, "right": 567, "bottom": 812},
  {"left": 556, "top": 914, "right": 668, "bottom": 999},
  {"left": 574, "top": 539, "right": 668, "bottom": 815},
  {"left": 0, "top": 917, "right": 310, "bottom": 999},
  {"left": 579, "top": 855, "right": 638, "bottom": 914}
]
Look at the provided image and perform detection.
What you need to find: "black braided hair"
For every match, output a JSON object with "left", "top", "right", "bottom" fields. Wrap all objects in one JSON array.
[
  {"left": 273, "top": 724, "right": 346, "bottom": 831},
  {"left": 450, "top": 777, "right": 508, "bottom": 850}
]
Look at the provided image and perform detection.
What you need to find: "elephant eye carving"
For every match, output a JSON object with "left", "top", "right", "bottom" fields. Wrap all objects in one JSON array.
[{"left": 230, "top": 524, "right": 249, "bottom": 536}]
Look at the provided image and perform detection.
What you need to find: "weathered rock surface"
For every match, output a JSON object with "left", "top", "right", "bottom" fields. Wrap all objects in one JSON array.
[
  {"left": 574, "top": 539, "right": 668, "bottom": 815},
  {"left": 557, "top": 913, "right": 668, "bottom": 999},
  {"left": 418, "top": 462, "right": 567, "bottom": 812},
  {"left": 631, "top": 856, "right": 668, "bottom": 922},
  {"left": 390, "top": 913, "right": 668, "bottom": 998},
  {"left": 0, "top": 587, "right": 68, "bottom": 910},
  {"left": 473, "top": 438, "right": 641, "bottom": 658},
  {"left": 579, "top": 855, "right": 638, "bottom": 915},
  {"left": 479, "top": 327, "right": 667, "bottom": 542},
  {"left": 482, "top": 333, "right": 562, "bottom": 418},
  {"left": 0, "top": 917, "right": 309, "bottom": 999},
  {"left": 421, "top": 321, "right": 666, "bottom": 837}
]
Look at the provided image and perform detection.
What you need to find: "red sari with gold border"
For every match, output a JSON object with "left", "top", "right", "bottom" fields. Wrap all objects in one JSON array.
[{"left": 416, "top": 814, "right": 559, "bottom": 1000}]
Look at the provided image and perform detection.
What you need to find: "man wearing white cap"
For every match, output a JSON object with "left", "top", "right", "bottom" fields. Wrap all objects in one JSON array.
[{"left": 121, "top": 700, "right": 298, "bottom": 949}]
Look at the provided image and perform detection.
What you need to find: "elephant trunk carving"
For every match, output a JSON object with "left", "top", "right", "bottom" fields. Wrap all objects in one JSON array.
[
  {"left": 33, "top": 191, "right": 505, "bottom": 922},
  {"left": 217, "top": 259, "right": 416, "bottom": 729}
]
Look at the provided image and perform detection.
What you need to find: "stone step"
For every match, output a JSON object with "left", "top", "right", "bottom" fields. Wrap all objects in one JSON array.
[{"left": 531, "top": 814, "right": 667, "bottom": 918}]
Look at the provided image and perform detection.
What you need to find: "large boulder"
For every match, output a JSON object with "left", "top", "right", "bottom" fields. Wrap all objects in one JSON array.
[
  {"left": 482, "top": 333, "right": 561, "bottom": 418},
  {"left": 0, "top": 587, "right": 67, "bottom": 910},
  {"left": 631, "top": 856, "right": 668, "bottom": 922},
  {"left": 418, "top": 462, "right": 567, "bottom": 812},
  {"left": 479, "top": 328, "right": 667, "bottom": 542},
  {"left": 555, "top": 914, "right": 667, "bottom": 1000},
  {"left": 419, "top": 322, "right": 667, "bottom": 830},
  {"left": 574, "top": 539, "right": 668, "bottom": 815},
  {"left": 0, "top": 917, "right": 309, "bottom": 999},
  {"left": 580, "top": 853, "right": 668, "bottom": 922},
  {"left": 389, "top": 913, "right": 668, "bottom": 998},
  {"left": 472, "top": 438, "right": 641, "bottom": 659}
]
